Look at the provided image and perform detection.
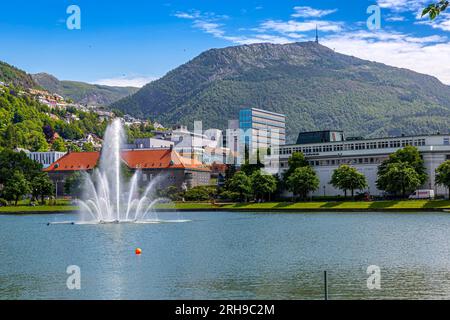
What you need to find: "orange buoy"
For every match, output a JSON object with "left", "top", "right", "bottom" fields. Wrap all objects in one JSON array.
[{"left": 135, "top": 248, "right": 142, "bottom": 255}]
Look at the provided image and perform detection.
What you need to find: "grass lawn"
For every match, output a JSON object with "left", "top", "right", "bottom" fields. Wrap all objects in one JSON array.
[
  {"left": 2, "top": 200, "right": 450, "bottom": 214},
  {"left": 0, "top": 199, "right": 76, "bottom": 213},
  {"left": 217, "top": 200, "right": 450, "bottom": 211}
]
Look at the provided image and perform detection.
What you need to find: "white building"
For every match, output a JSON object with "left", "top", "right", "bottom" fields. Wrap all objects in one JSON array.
[
  {"left": 27, "top": 151, "right": 67, "bottom": 169},
  {"left": 266, "top": 133, "right": 450, "bottom": 197},
  {"left": 124, "top": 138, "right": 174, "bottom": 150}
]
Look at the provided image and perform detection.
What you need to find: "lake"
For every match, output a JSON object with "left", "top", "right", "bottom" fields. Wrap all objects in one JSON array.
[{"left": 1, "top": 211, "right": 450, "bottom": 300}]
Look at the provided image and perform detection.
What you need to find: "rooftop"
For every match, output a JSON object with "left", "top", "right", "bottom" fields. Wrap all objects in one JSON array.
[{"left": 44, "top": 149, "right": 210, "bottom": 172}]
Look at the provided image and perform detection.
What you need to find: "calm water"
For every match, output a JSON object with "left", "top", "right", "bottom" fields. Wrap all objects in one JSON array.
[{"left": 2, "top": 211, "right": 450, "bottom": 300}]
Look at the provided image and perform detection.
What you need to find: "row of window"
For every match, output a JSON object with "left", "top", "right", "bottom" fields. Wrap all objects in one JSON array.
[
  {"left": 277, "top": 139, "right": 427, "bottom": 155},
  {"left": 279, "top": 156, "right": 387, "bottom": 168}
]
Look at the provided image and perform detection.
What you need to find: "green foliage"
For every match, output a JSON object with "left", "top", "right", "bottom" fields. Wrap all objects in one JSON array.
[
  {"left": 2, "top": 171, "right": 31, "bottom": 205},
  {"left": 378, "top": 146, "right": 428, "bottom": 187},
  {"left": 436, "top": 161, "right": 450, "bottom": 193},
  {"left": 330, "top": 165, "right": 368, "bottom": 197},
  {"left": 250, "top": 170, "right": 277, "bottom": 201},
  {"left": 125, "top": 123, "right": 155, "bottom": 142},
  {"left": 422, "top": 1, "right": 449, "bottom": 20},
  {"left": 111, "top": 42, "right": 450, "bottom": 141},
  {"left": 158, "top": 185, "right": 183, "bottom": 201},
  {"left": 0, "top": 149, "right": 42, "bottom": 185},
  {"left": 0, "top": 61, "right": 36, "bottom": 89},
  {"left": 32, "top": 73, "right": 138, "bottom": 105},
  {"left": 226, "top": 171, "right": 253, "bottom": 202},
  {"left": 376, "top": 163, "right": 422, "bottom": 197},
  {"left": 82, "top": 142, "right": 95, "bottom": 152},
  {"left": 64, "top": 172, "right": 84, "bottom": 198},
  {"left": 52, "top": 137, "right": 67, "bottom": 152},
  {"left": 286, "top": 166, "right": 319, "bottom": 200},
  {"left": 283, "top": 152, "right": 309, "bottom": 183},
  {"left": 219, "top": 190, "right": 241, "bottom": 201},
  {"left": 184, "top": 185, "right": 218, "bottom": 201},
  {"left": 31, "top": 172, "right": 54, "bottom": 204}
]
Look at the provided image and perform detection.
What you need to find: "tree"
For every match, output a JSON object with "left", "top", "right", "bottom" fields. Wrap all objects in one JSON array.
[
  {"left": 64, "top": 172, "right": 84, "bottom": 198},
  {"left": 251, "top": 170, "right": 277, "bottom": 201},
  {"left": 376, "top": 162, "right": 421, "bottom": 198},
  {"left": 378, "top": 146, "right": 427, "bottom": 185},
  {"left": 436, "top": 160, "right": 450, "bottom": 197},
  {"left": 286, "top": 166, "right": 319, "bottom": 200},
  {"left": 422, "top": 1, "right": 449, "bottom": 19},
  {"left": 330, "top": 165, "right": 368, "bottom": 198},
  {"left": 283, "top": 152, "right": 309, "bottom": 183},
  {"left": 3, "top": 171, "right": 31, "bottom": 205},
  {"left": 240, "top": 149, "right": 264, "bottom": 176},
  {"left": 226, "top": 171, "right": 252, "bottom": 202},
  {"left": 31, "top": 172, "right": 54, "bottom": 204},
  {"left": 184, "top": 186, "right": 218, "bottom": 201},
  {"left": 52, "top": 137, "right": 67, "bottom": 152},
  {"left": 82, "top": 142, "right": 95, "bottom": 152},
  {"left": 0, "top": 149, "right": 42, "bottom": 185}
]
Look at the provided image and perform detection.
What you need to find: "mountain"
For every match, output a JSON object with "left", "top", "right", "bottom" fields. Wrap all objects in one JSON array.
[
  {"left": 111, "top": 42, "right": 450, "bottom": 142},
  {"left": 0, "top": 61, "right": 37, "bottom": 89},
  {"left": 32, "top": 73, "right": 138, "bottom": 106}
]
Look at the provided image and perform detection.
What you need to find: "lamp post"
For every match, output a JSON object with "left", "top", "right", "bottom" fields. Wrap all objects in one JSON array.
[{"left": 323, "top": 185, "right": 326, "bottom": 197}]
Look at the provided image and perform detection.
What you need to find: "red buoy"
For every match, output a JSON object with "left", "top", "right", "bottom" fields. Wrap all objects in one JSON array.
[{"left": 135, "top": 248, "right": 142, "bottom": 255}]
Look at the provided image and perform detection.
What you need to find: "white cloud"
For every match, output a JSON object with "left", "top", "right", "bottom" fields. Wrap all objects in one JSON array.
[
  {"left": 259, "top": 20, "right": 343, "bottom": 33},
  {"left": 93, "top": 76, "right": 156, "bottom": 88},
  {"left": 322, "top": 30, "right": 450, "bottom": 84},
  {"left": 377, "top": 0, "right": 428, "bottom": 12},
  {"left": 291, "top": 6, "right": 337, "bottom": 18},
  {"left": 386, "top": 15, "right": 406, "bottom": 22},
  {"left": 416, "top": 13, "right": 450, "bottom": 31},
  {"left": 173, "top": 11, "right": 200, "bottom": 19}
]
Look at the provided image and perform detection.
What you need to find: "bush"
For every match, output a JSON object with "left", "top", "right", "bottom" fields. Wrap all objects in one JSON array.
[
  {"left": 184, "top": 186, "right": 217, "bottom": 201},
  {"left": 0, "top": 198, "right": 8, "bottom": 206},
  {"left": 219, "top": 190, "right": 241, "bottom": 202}
]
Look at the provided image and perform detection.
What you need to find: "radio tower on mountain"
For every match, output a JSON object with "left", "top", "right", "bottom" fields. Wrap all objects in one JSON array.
[{"left": 315, "top": 25, "right": 319, "bottom": 44}]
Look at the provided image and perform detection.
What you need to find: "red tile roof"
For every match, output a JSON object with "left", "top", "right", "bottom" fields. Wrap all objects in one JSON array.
[
  {"left": 44, "top": 150, "right": 210, "bottom": 172},
  {"left": 121, "top": 149, "right": 210, "bottom": 171},
  {"left": 44, "top": 152, "right": 99, "bottom": 172}
]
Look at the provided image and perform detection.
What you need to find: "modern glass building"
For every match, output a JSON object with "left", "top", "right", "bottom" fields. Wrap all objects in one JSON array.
[{"left": 239, "top": 108, "right": 286, "bottom": 157}]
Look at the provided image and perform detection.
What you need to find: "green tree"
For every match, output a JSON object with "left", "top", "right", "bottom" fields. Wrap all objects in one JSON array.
[
  {"left": 240, "top": 149, "right": 264, "bottom": 176},
  {"left": 184, "top": 186, "right": 217, "bottom": 201},
  {"left": 0, "top": 149, "right": 42, "bottom": 185},
  {"left": 436, "top": 160, "right": 450, "bottom": 198},
  {"left": 31, "top": 172, "right": 54, "bottom": 204},
  {"left": 422, "top": 1, "right": 449, "bottom": 19},
  {"left": 251, "top": 170, "right": 277, "bottom": 201},
  {"left": 226, "top": 171, "right": 252, "bottom": 202},
  {"left": 376, "top": 162, "right": 422, "bottom": 198},
  {"left": 3, "top": 171, "right": 31, "bottom": 205},
  {"left": 330, "top": 165, "right": 368, "bottom": 198},
  {"left": 283, "top": 152, "right": 309, "bottom": 183},
  {"left": 378, "top": 146, "right": 427, "bottom": 185},
  {"left": 286, "top": 166, "right": 319, "bottom": 200},
  {"left": 52, "top": 137, "right": 67, "bottom": 152},
  {"left": 64, "top": 172, "right": 84, "bottom": 198},
  {"left": 82, "top": 142, "right": 95, "bottom": 152}
]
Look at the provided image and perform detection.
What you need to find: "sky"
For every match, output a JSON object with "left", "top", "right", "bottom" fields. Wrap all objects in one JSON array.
[{"left": 0, "top": 0, "right": 449, "bottom": 87}]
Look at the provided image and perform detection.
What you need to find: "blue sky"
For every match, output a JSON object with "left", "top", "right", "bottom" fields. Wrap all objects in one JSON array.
[{"left": 0, "top": 0, "right": 449, "bottom": 86}]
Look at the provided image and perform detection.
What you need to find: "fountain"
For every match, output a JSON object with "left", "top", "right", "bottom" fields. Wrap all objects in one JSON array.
[{"left": 60, "top": 119, "right": 188, "bottom": 225}]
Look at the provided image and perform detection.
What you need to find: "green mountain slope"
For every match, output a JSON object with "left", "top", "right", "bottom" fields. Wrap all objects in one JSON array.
[
  {"left": 0, "top": 61, "right": 37, "bottom": 89},
  {"left": 111, "top": 42, "right": 450, "bottom": 142},
  {"left": 32, "top": 73, "right": 138, "bottom": 106}
]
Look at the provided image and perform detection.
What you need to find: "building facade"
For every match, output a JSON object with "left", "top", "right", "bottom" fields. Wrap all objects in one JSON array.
[
  {"left": 27, "top": 151, "right": 67, "bottom": 169},
  {"left": 44, "top": 150, "right": 211, "bottom": 196},
  {"left": 266, "top": 133, "right": 450, "bottom": 197},
  {"left": 239, "top": 108, "right": 286, "bottom": 160}
]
